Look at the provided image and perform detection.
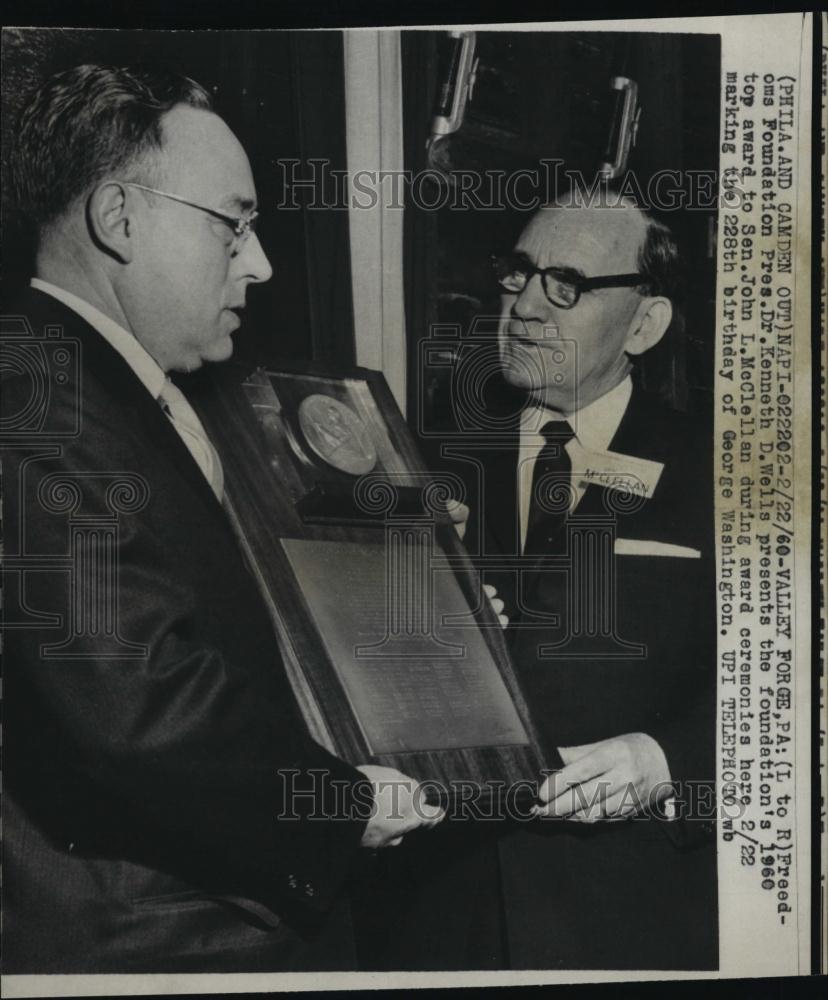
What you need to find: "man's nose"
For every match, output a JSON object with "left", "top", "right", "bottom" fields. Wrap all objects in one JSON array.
[
  {"left": 240, "top": 232, "right": 273, "bottom": 284},
  {"left": 511, "top": 274, "right": 553, "bottom": 323}
]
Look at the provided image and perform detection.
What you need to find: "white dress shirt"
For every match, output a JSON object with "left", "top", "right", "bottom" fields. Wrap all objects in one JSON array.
[
  {"left": 517, "top": 375, "right": 633, "bottom": 551},
  {"left": 31, "top": 278, "right": 223, "bottom": 499}
]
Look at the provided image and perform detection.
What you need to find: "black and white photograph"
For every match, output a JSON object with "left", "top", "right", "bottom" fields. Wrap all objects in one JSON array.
[{"left": 0, "top": 11, "right": 820, "bottom": 994}]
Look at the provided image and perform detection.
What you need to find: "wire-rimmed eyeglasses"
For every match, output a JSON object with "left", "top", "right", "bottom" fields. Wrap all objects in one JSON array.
[
  {"left": 493, "top": 252, "right": 644, "bottom": 309},
  {"left": 123, "top": 182, "right": 259, "bottom": 254}
]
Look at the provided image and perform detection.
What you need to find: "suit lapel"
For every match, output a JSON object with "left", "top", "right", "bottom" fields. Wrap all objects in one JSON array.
[
  {"left": 571, "top": 386, "right": 658, "bottom": 522},
  {"left": 604, "top": 384, "right": 655, "bottom": 458},
  {"left": 27, "top": 288, "right": 228, "bottom": 522}
]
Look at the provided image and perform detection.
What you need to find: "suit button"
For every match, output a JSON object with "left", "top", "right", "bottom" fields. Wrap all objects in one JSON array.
[
  {"left": 287, "top": 874, "right": 298, "bottom": 890},
  {"left": 303, "top": 883, "right": 315, "bottom": 897}
]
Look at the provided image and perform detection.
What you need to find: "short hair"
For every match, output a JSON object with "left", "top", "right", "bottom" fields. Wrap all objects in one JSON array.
[
  {"left": 10, "top": 63, "right": 213, "bottom": 234},
  {"left": 636, "top": 212, "right": 683, "bottom": 304}
]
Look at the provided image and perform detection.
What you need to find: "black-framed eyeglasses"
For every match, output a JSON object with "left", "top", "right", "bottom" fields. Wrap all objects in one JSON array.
[
  {"left": 492, "top": 252, "right": 644, "bottom": 309},
  {"left": 123, "top": 182, "right": 259, "bottom": 254}
]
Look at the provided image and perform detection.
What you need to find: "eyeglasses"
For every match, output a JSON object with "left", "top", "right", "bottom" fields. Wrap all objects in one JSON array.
[
  {"left": 492, "top": 252, "right": 644, "bottom": 310},
  {"left": 123, "top": 182, "right": 259, "bottom": 254}
]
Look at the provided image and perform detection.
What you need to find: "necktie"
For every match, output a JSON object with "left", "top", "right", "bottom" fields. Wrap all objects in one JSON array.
[
  {"left": 523, "top": 419, "right": 575, "bottom": 556},
  {"left": 157, "top": 378, "right": 224, "bottom": 501}
]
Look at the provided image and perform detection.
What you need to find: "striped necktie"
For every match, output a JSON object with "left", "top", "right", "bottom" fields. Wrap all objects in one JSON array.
[{"left": 157, "top": 378, "right": 224, "bottom": 501}]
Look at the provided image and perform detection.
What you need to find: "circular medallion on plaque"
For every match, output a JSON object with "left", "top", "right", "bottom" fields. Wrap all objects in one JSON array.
[{"left": 297, "top": 394, "right": 378, "bottom": 475}]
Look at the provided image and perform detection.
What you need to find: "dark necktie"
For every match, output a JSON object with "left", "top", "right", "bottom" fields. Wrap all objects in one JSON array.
[{"left": 523, "top": 419, "right": 575, "bottom": 556}]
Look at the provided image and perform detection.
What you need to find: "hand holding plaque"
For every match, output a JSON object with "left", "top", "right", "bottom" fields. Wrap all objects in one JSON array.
[{"left": 358, "top": 764, "right": 445, "bottom": 848}]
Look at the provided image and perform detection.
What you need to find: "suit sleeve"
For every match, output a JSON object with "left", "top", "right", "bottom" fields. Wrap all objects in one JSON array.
[{"left": 3, "top": 387, "right": 372, "bottom": 922}]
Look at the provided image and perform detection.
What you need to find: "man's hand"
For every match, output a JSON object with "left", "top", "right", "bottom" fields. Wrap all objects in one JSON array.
[
  {"left": 483, "top": 583, "right": 509, "bottom": 628},
  {"left": 533, "top": 733, "right": 672, "bottom": 822},
  {"left": 357, "top": 764, "right": 444, "bottom": 848},
  {"left": 442, "top": 500, "right": 508, "bottom": 628},
  {"left": 444, "top": 499, "right": 470, "bottom": 540}
]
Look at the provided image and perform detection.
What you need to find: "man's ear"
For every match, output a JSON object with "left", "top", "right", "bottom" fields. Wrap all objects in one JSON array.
[
  {"left": 624, "top": 296, "right": 672, "bottom": 357},
  {"left": 86, "top": 182, "right": 135, "bottom": 264}
]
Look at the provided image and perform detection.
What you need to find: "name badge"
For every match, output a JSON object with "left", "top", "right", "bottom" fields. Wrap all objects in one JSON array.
[{"left": 568, "top": 440, "right": 664, "bottom": 499}]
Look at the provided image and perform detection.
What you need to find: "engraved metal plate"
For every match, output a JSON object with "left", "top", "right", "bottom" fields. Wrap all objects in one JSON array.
[{"left": 281, "top": 537, "right": 530, "bottom": 755}]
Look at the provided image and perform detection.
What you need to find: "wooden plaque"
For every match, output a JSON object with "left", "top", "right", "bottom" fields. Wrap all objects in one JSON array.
[{"left": 192, "top": 361, "right": 550, "bottom": 803}]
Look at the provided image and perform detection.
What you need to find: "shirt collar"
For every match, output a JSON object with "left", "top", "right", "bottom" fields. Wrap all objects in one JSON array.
[
  {"left": 31, "top": 277, "right": 167, "bottom": 401},
  {"left": 520, "top": 375, "right": 633, "bottom": 453}
]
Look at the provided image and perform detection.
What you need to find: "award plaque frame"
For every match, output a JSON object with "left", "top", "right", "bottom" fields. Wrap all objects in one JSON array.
[{"left": 192, "top": 361, "right": 551, "bottom": 803}]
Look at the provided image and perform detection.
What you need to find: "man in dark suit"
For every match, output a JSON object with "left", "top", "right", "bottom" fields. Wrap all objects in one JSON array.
[
  {"left": 1, "top": 63, "right": 441, "bottom": 974},
  {"left": 350, "top": 200, "right": 716, "bottom": 973},
  {"left": 483, "top": 198, "right": 717, "bottom": 969}
]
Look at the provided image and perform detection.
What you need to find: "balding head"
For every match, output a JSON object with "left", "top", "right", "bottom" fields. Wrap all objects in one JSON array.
[{"left": 518, "top": 199, "right": 649, "bottom": 279}]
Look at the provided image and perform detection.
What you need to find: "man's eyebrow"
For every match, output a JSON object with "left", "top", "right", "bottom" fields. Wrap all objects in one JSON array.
[
  {"left": 515, "top": 246, "right": 586, "bottom": 280},
  {"left": 550, "top": 264, "right": 586, "bottom": 281},
  {"left": 220, "top": 194, "right": 257, "bottom": 213},
  {"left": 519, "top": 253, "right": 586, "bottom": 281}
]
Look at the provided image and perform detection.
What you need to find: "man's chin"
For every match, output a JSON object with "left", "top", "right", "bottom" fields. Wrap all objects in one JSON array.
[
  {"left": 501, "top": 363, "right": 573, "bottom": 412},
  {"left": 204, "top": 334, "right": 235, "bottom": 365},
  {"left": 502, "top": 364, "right": 531, "bottom": 390},
  {"left": 502, "top": 351, "right": 548, "bottom": 394}
]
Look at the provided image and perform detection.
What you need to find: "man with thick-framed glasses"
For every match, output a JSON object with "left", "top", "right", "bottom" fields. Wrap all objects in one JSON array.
[
  {"left": 1, "top": 62, "right": 442, "bottom": 975},
  {"left": 483, "top": 198, "right": 718, "bottom": 970},
  {"left": 350, "top": 198, "right": 716, "bottom": 974}
]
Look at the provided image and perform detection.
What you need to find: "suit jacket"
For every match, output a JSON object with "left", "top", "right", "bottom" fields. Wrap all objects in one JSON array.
[
  {"left": 486, "top": 382, "right": 718, "bottom": 970},
  {"left": 1, "top": 286, "right": 371, "bottom": 973}
]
